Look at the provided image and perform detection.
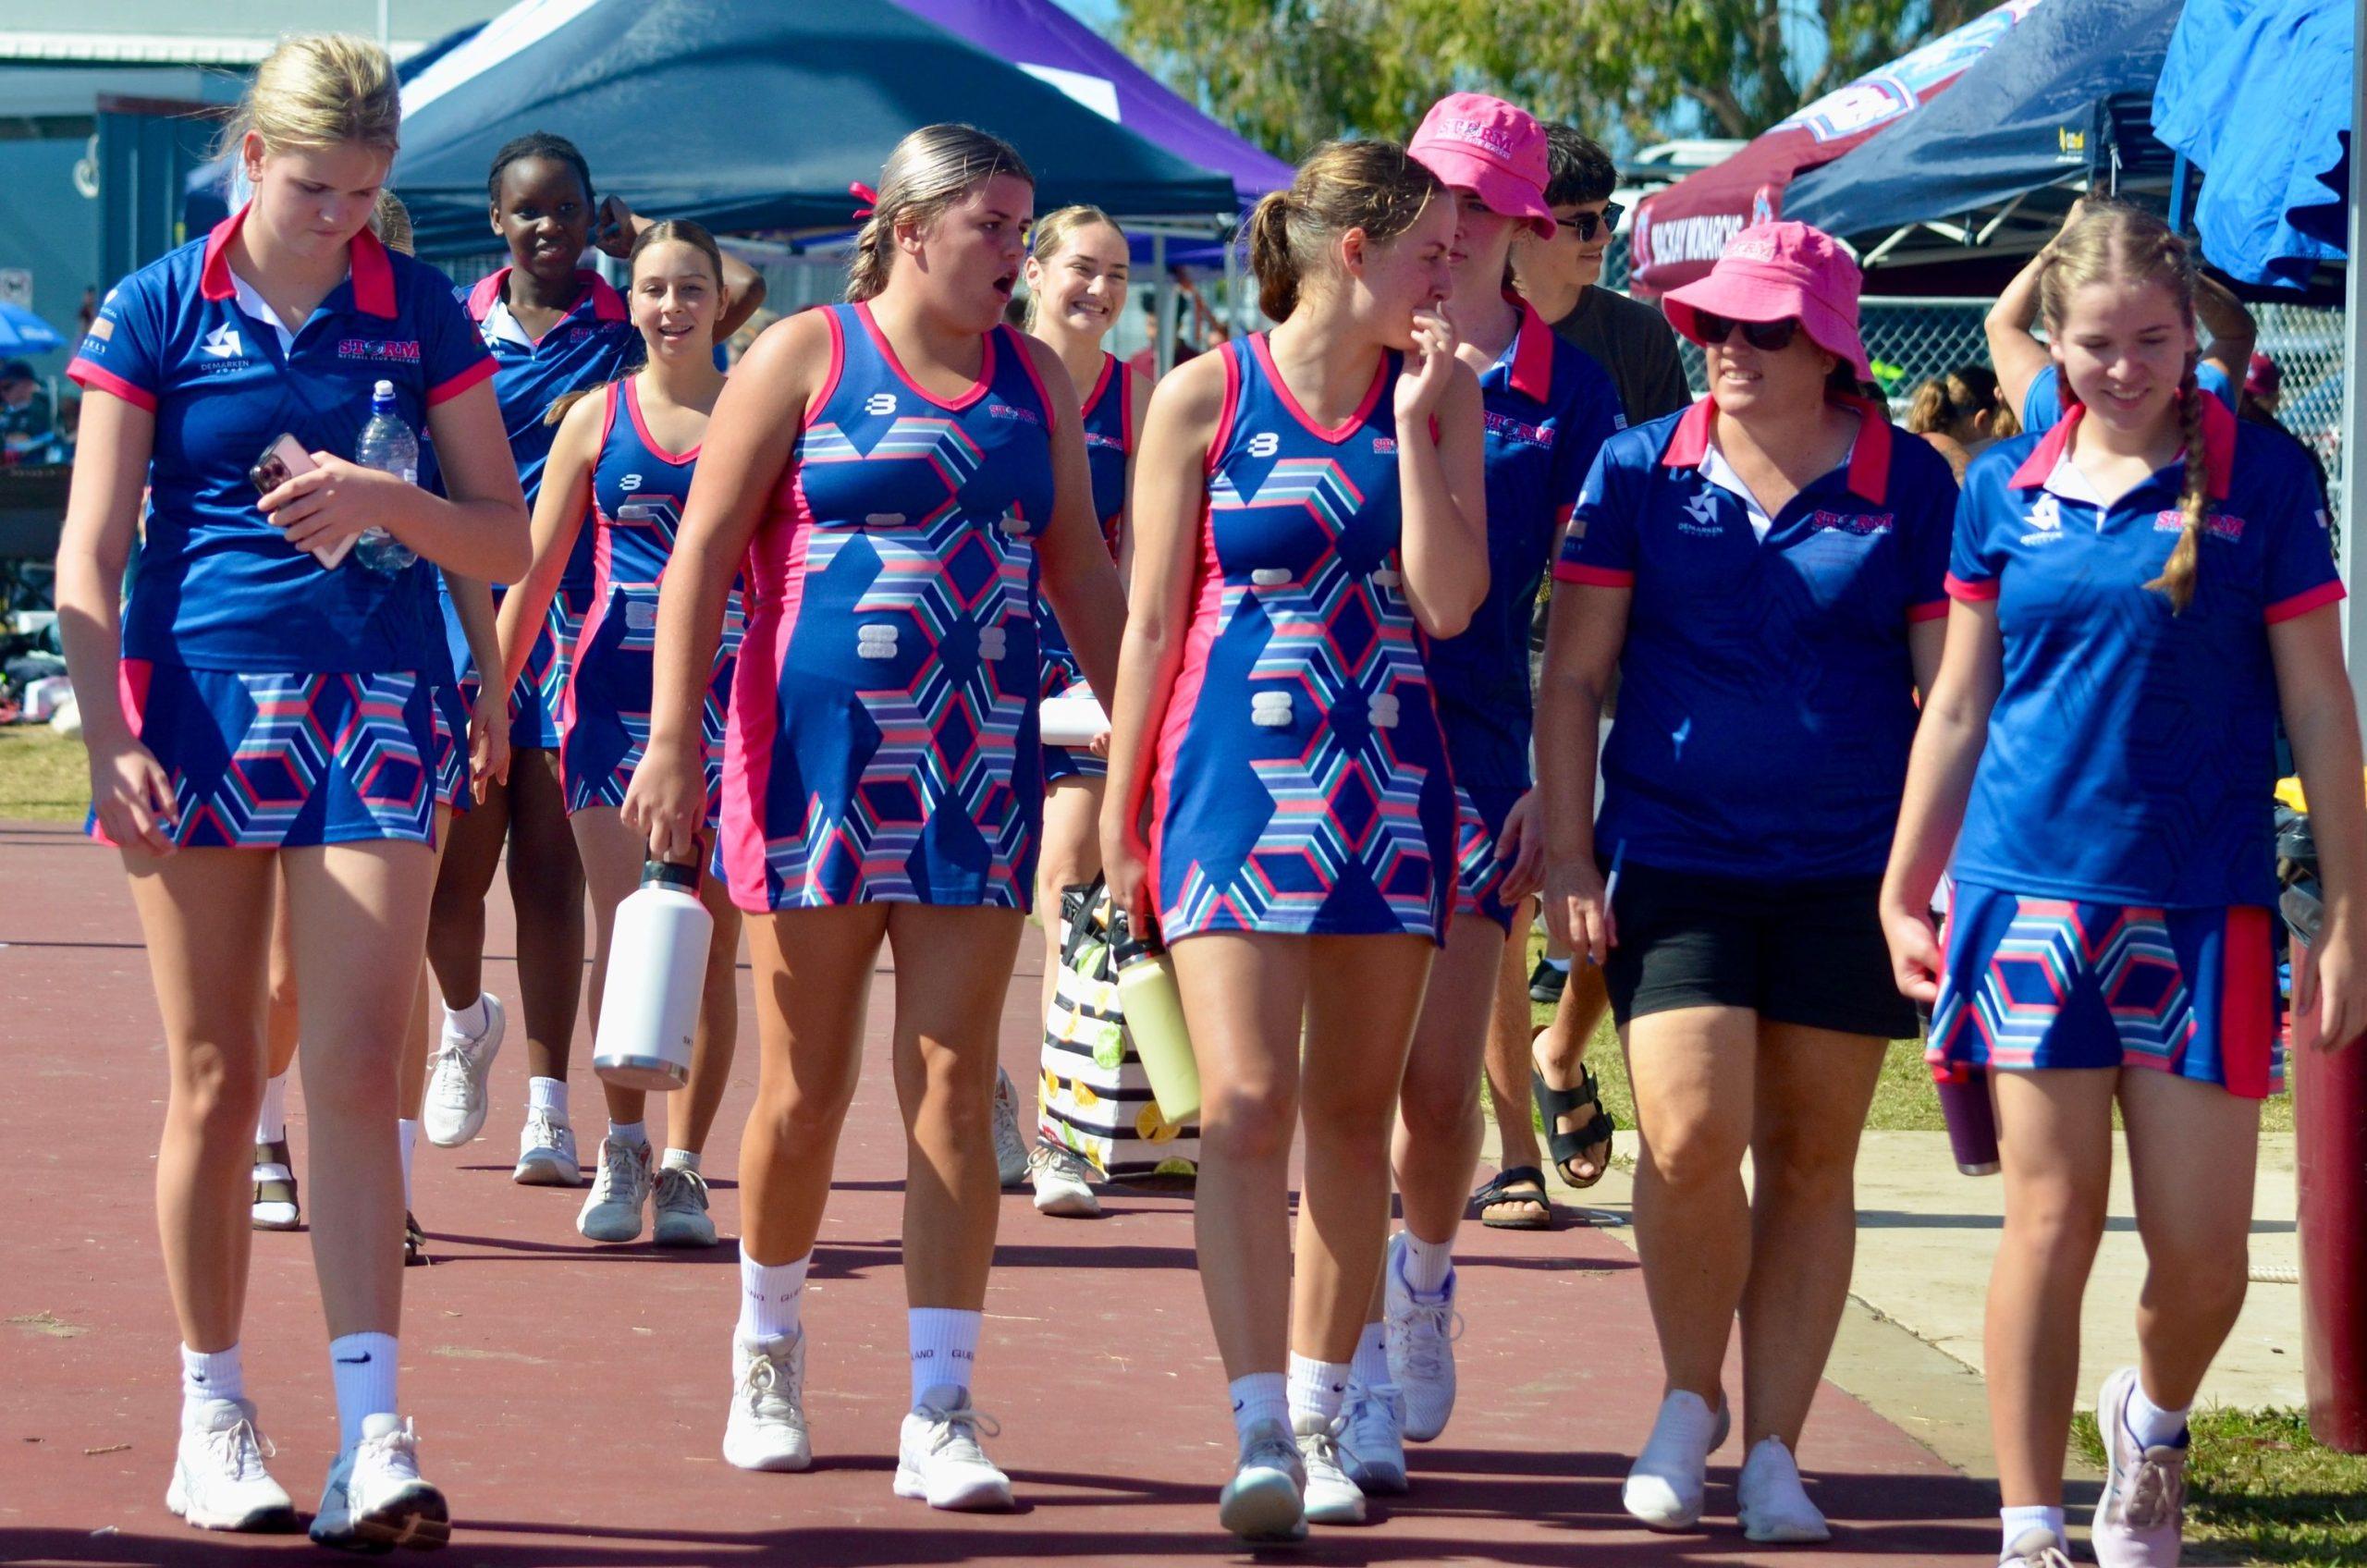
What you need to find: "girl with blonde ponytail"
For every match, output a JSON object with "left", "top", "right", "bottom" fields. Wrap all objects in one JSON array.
[{"left": 1880, "top": 199, "right": 2367, "bottom": 1568}]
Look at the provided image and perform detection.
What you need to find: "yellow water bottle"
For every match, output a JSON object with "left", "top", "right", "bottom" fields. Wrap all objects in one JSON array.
[{"left": 1111, "top": 909, "right": 1199, "bottom": 1124}]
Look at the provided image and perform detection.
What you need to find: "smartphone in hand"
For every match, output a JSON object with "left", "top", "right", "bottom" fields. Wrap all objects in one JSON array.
[{"left": 250, "top": 434, "right": 354, "bottom": 569}]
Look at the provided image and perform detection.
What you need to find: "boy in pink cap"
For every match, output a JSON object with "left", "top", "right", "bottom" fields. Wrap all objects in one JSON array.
[
  {"left": 1538, "top": 218, "right": 1959, "bottom": 1543},
  {"left": 1328, "top": 92, "right": 1623, "bottom": 1503}
]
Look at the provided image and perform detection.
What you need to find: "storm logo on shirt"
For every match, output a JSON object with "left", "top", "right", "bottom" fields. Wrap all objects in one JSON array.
[
  {"left": 2155, "top": 508, "right": 2246, "bottom": 543},
  {"left": 1805, "top": 508, "right": 1893, "bottom": 535},
  {"left": 338, "top": 338, "right": 422, "bottom": 363},
  {"left": 987, "top": 401, "right": 1040, "bottom": 426},
  {"left": 1483, "top": 410, "right": 1554, "bottom": 448},
  {"left": 1372, "top": 435, "right": 1397, "bottom": 455}
]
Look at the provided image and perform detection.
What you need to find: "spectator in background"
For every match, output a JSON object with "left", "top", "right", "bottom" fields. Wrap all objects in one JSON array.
[
  {"left": 0, "top": 360, "right": 55, "bottom": 460},
  {"left": 1515, "top": 125, "right": 1689, "bottom": 430},
  {"left": 727, "top": 306, "right": 782, "bottom": 369},
  {"left": 2240, "top": 350, "right": 2333, "bottom": 508},
  {"left": 77, "top": 285, "right": 98, "bottom": 337},
  {"left": 1905, "top": 364, "right": 2019, "bottom": 481},
  {"left": 1124, "top": 282, "right": 1199, "bottom": 382}
]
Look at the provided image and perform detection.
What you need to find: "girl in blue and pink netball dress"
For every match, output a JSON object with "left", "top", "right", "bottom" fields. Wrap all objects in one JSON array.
[
  {"left": 55, "top": 36, "right": 528, "bottom": 1548},
  {"left": 1099, "top": 140, "right": 1488, "bottom": 1542},
  {"left": 1017, "top": 203, "right": 1149, "bottom": 1212},
  {"left": 621, "top": 127, "right": 1127, "bottom": 1508},
  {"left": 498, "top": 222, "right": 743, "bottom": 1252}
]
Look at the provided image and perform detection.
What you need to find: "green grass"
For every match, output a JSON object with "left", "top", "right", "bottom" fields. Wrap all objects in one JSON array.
[
  {"left": 0, "top": 725, "right": 87, "bottom": 823},
  {"left": 2072, "top": 1407, "right": 2367, "bottom": 1566}
]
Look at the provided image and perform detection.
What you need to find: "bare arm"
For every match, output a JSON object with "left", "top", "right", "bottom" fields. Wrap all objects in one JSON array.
[
  {"left": 1984, "top": 250, "right": 2055, "bottom": 425},
  {"left": 444, "top": 569, "right": 510, "bottom": 797},
  {"left": 1397, "top": 360, "right": 1488, "bottom": 638},
  {"left": 1024, "top": 335, "right": 1126, "bottom": 710},
  {"left": 2271, "top": 606, "right": 2367, "bottom": 1048},
  {"left": 1098, "top": 353, "right": 1225, "bottom": 929},
  {"left": 1909, "top": 616, "right": 1946, "bottom": 697},
  {"left": 53, "top": 388, "right": 178, "bottom": 851},
  {"left": 1878, "top": 599, "right": 2005, "bottom": 998},
  {"left": 2195, "top": 272, "right": 2258, "bottom": 394},
  {"left": 1535, "top": 580, "right": 1628, "bottom": 962},
  {"left": 497, "top": 392, "right": 603, "bottom": 691}
]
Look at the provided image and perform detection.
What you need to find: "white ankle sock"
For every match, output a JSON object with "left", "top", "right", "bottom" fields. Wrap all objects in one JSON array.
[
  {"left": 327, "top": 1332, "right": 399, "bottom": 1452},
  {"left": 180, "top": 1342, "right": 243, "bottom": 1418},
  {"left": 1542, "top": 954, "right": 1572, "bottom": 974},
  {"left": 2001, "top": 1504, "right": 2066, "bottom": 1557},
  {"left": 1230, "top": 1372, "right": 1289, "bottom": 1444},
  {"left": 528, "top": 1075, "right": 568, "bottom": 1121},
  {"left": 396, "top": 1119, "right": 417, "bottom": 1207},
  {"left": 1351, "top": 1320, "right": 1390, "bottom": 1389},
  {"left": 1398, "top": 1230, "right": 1455, "bottom": 1296},
  {"left": 661, "top": 1147, "right": 700, "bottom": 1173},
  {"left": 908, "top": 1307, "right": 981, "bottom": 1406},
  {"left": 738, "top": 1246, "right": 808, "bottom": 1341},
  {"left": 608, "top": 1120, "right": 647, "bottom": 1149},
  {"left": 256, "top": 1073, "right": 289, "bottom": 1144},
  {"left": 2127, "top": 1381, "right": 2189, "bottom": 1449},
  {"left": 1286, "top": 1354, "right": 1351, "bottom": 1427},
  {"left": 444, "top": 995, "right": 489, "bottom": 1039}
]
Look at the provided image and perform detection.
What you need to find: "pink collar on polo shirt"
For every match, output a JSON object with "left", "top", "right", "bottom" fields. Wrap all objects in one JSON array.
[
  {"left": 2006, "top": 395, "right": 2237, "bottom": 502},
  {"left": 1659, "top": 390, "right": 1893, "bottom": 503},
  {"left": 1504, "top": 294, "right": 1554, "bottom": 402},
  {"left": 197, "top": 202, "right": 397, "bottom": 319},
  {"left": 464, "top": 266, "right": 630, "bottom": 333}
]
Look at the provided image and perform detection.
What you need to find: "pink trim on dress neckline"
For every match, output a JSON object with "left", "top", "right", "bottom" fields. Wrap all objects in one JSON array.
[
  {"left": 853, "top": 300, "right": 993, "bottom": 411},
  {"left": 1246, "top": 331, "right": 1386, "bottom": 445},
  {"left": 624, "top": 374, "right": 701, "bottom": 465}
]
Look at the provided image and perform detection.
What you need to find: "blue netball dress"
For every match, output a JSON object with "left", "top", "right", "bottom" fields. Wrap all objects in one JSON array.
[
  {"left": 66, "top": 206, "right": 493, "bottom": 848},
  {"left": 435, "top": 267, "right": 636, "bottom": 750},
  {"left": 1039, "top": 352, "right": 1130, "bottom": 785},
  {"left": 1149, "top": 334, "right": 1459, "bottom": 943},
  {"left": 719, "top": 302, "right": 1058, "bottom": 912},
  {"left": 560, "top": 378, "right": 742, "bottom": 826}
]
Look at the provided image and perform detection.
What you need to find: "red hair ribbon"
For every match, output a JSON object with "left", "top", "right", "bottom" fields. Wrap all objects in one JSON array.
[{"left": 850, "top": 180, "right": 877, "bottom": 221}]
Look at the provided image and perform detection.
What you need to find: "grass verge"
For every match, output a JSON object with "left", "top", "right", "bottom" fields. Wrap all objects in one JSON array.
[
  {"left": 0, "top": 725, "right": 86, "bottom": 823},
  {"left": 2072, "top": 1407, "right": 2367, "bottom": 1566}
]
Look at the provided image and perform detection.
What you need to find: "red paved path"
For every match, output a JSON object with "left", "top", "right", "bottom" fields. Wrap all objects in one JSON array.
[{"left": 1, "top": 821, "right": 1995, "bottom": 1565}]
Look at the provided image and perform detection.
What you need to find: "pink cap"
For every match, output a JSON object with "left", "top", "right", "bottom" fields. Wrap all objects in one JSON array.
[
  {"left": 1662, "top": 221, "right": 1871, "bottom": 381},
  {"left": 1408, "top": 93, "right": 1554, "bottom": 240}
]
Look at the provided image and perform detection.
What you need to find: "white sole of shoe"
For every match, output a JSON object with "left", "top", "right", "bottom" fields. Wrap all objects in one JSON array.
[
  {"left": 1303, "top": 1488, "right": 1368, "bottom": 1525},
  {"left": 512, "top": 1152, "right": 582, "bottom": 1187},
  {"left": 310, "top": 1482, "right": 449, "bottom": 1552},
  {"left": 251, "top": 1203, "right": 300, "bottom": 1231},
  {"left": 722, "top": 1435, "right": 812, "bottom": 1474},
  {"left": 166, "top": 1473, "right": 297, "bottom": 1533},
  {"left": 1622, "top": 1476, "right": 1704, "bottom": 1532},
  {"left": 1031, "top": 1184, "right": 1100, "bottom": 1219},
  {"left": 577, "top": 1215, "right": 644, "bottom": 1243},
  {"left": 1742, "top": 1512, "right": 1833, "bottom": 1544},
  {"left": 423, "top": 1121, "right": 478, "bottom": 1150},
  {"left": 892, "top": 1464, "right": 1013, "bottom": 1511},
  {"left": 654, "top": 1217, "right": 717, "bottom": 1248},
  {"left": 1218, "top": 1469, "right": 1306, "bottom": 1541}
]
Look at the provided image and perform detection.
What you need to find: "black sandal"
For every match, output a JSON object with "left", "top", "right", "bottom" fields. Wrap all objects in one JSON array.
[
  {"left": 404, "top": 1210, "right": 428, "bottom": 1268},
  {"left": 1471, "top": 1165, "right": 1554, "bottom": 1230},
  {"left": 1532, "top": 1064, "right": 1615, "bottom": 1189}
]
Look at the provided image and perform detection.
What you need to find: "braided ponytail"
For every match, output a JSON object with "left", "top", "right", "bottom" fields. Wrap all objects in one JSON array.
[{"left": 2147, "top": 373, "right": 2210, "bottom": 613}]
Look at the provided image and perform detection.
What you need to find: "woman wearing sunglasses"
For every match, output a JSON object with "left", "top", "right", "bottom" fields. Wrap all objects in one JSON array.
[{"left": 1535, "top": 221, "right": 1956, "bottom": 1543}]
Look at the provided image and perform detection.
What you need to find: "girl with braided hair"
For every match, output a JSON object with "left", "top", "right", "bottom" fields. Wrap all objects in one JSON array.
[{"left": 1881, "top": 199, "right": 2367, "bottom": 1568}]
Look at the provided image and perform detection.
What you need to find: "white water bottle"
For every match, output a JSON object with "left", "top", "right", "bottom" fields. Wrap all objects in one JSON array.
[
  {"left": 592, "top": 860, "right": 712, "bottom": 1091},
  {"left": 352, "top": 379, "right": 419, "bottom": 576}
]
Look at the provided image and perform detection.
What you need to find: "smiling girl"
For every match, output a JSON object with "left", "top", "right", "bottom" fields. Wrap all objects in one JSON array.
[{"left": 56, "top": 35, "right": 527, "bottom": 1549}]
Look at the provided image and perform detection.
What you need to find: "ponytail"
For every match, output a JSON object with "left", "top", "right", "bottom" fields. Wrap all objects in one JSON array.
[
  {"left": 1247, "top": 190, "right": 1299, "bottom": 321},
  {"left": 2146, "top": 374, "right": 2210, "bottom": 613},
  {"left": 1248, "top": 140, "right": 1445, "bottom": 325}
]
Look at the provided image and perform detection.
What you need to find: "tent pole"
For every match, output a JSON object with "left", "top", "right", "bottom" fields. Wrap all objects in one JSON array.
[
  {"left": 1154, "top": 232, "right": 1172, "bottom": 375},
  {"left": 1222, "top": 224, "right": 1240, "bottom": 338}
]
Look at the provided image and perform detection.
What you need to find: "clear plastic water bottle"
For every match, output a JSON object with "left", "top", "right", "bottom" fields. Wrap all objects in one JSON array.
[{"left": 352, "top": 379, "right": 418, "bottom": 575}]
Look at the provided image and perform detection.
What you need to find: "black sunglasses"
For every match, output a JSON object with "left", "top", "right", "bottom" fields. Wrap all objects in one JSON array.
[
  {"left": 1690, "top": 312, "right": 1800, "bottom": 351},
  {"left": 1554, "top": 201, "right": 1625, "bottom": 241}
]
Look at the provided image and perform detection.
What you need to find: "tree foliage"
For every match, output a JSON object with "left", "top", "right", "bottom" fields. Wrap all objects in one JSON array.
[{"left": 1115, "top": 0, "right": 1986, "bottom": 157}]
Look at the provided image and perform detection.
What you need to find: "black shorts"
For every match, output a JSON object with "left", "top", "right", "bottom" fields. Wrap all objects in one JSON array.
[{"left": 1601, "top": 860, "right": 1919, "bottom": 1040}]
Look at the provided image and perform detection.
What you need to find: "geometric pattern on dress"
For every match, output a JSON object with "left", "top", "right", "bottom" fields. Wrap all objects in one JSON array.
[
  {"left": 1933, "top": 896, "right": 2195, "bottom": 1071},
  {"left": 180, "top": 671, "right": 429, "bottom": 846}
]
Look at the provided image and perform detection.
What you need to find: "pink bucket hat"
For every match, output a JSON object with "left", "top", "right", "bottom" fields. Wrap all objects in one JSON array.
[
  {"left": 1662, "top": 221, "right": 1871, "bottom": 381},
  {"left": 1408, "top": 93, "right": 1554, "bottom": 240}
]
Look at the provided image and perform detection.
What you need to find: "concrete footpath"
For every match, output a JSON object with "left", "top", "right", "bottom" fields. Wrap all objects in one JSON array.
[{"left": 0, "top": 821, "right": 1998, "bottom": 1565}]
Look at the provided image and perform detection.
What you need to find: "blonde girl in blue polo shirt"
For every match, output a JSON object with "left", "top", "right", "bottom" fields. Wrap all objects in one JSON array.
[
  {"left": 1882, "top": 201, "right": 2367, "bottom": 1568},
  {"left": 55, "top": 35, "right": 527, "bottom": 1550}
]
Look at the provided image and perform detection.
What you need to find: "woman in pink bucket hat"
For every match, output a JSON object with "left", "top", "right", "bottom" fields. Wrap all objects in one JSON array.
[{"left": 1535, "top": 219, "right": 1960, "bottom": 1541}]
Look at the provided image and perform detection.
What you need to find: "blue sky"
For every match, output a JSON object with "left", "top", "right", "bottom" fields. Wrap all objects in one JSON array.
[{"left": 1053, "top": 0, "right": 1118, "bottom": 31}]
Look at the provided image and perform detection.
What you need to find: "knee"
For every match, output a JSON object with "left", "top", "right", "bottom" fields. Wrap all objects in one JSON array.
[
  {"left": 172, "top": 1043, "right": 264, "bottom": 1137},
  {"left": 1754, "top": 1129, "right": 1862, "bottom": 1211},
  {"left": 300, "top": 1048, "right": 399, "bottom": 1124},
  {"left": 753, "top": 1064, "right": 860, "bottom": 1145},
  {"left": 2144, "top": 1234, "right": 2250, "bottom": 1318},
  {"left": 1638, "top": 1115, "right": 1746, "bottom": 1193},
  {"left": 2005, "top": 1185, "right": 2111, "bottom": 1265},
  {"left": 1200, "top": 1086, "right": 1297, "bottom": 1167},
  {"left": 1396, "top": 1065, "right": 1479, "bottom": 1147}
]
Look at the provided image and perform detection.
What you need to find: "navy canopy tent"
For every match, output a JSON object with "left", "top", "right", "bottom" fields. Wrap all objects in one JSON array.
[
  {"left": 1782, "top": 0, "right": 2181, "bottom": 284},
  {"left": 385, "top": 0, "right": 1238, "bottom": 256}
]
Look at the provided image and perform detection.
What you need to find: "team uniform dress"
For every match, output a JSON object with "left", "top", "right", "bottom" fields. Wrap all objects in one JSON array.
[
  {"left": 1929, "top": 398, "right": 2340, "bottom": 1096},
  {"left": 435, "top": 267, "right": 636, "bottom": 749},
  {"left": 1434, "top": 299, "right": 1620, "bottom": 930},
  {"left": 719, "top": 301, "right": 1060, "bottom": 913},
  {"left": 560, "top": 378, "right": 742, "bottom": 827},
  {"left": 1037, "top": 352, "right": 1130, "bottom": 785},
  {"left": 1149, "top": 333, "right": 1460, "bottom": 944},
  {"left": 67, "top": 205, "right": 494, "bottom": 849},
  {"left": 1554, "top": 394, "right": 1954, "bottom": 1035}
]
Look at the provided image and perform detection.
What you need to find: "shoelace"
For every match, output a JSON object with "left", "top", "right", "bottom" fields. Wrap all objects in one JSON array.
[
  {"left": 203, "top": 1414, "right": 276, "bottom": 1482},
  {"left": 357, "top": 1421, "right": 422, "bottom": 1484},
  {"left": 595, "top": 1141, "right": 645, "bottom": 1200},
  {"left": 1028, "top": 1143, "right": 1093, "bottom": 1182},
  {"left": 1394, "top": 1299, "right": 1464, "bottom": 1380},
  {"left": 1299, "top": 1423, "right": 1346, "bottom": 1473},
  {"left": 655, "top": 1167, "right": 707, "bottom": 1211},
  {"left": 742, "top": 1346, "right": 804, "bottom": 1425},
  {"left": 914, "top": 1403, "right": 1002, "bottom": 1464},
  {"left": 428, "top": 1040, "right": 477, "bottom": 1107},
  {"left": 521, "top": 1110, "right": 565, "bottom": 1152},
  {"left": 2013, "top": 1547, "right": 2075, "bottom": 1568},
  {"left": 2121, "top": 1447, "right": 2188, "bottom": 1531}
]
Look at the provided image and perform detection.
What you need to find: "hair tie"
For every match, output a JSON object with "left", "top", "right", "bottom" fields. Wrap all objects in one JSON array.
[{"left": 850, "top": 180, "right": 877, "bottom": 221}]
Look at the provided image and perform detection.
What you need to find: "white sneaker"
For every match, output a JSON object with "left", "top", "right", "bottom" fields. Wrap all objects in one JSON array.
[
  {"left": 2093, "top": 1366, "right": 2190, "bottom": 1568},
  {"left": 1338, "top": 1380, "right": 1408, "bottom": 1496},
  {"left": 894, "top": 1387, "right": 1013, "bottom": 1511},
  {"left": 1027, "top": 1140, "right": 1101, "bottom": 1218},
  {"left": 721, "top": 1333, "right": 810, "bottom": 1472},
  {"left": 513, "top": 1110, "right": 581, "bottom": 1186},
  {"left": 1623, "top": 1389, "right": 1729, "bottom": 1531},
  {"left": 165, "top": 1397, "right": 295, "bottom": 1533},
  {"left": 577, "top": 1136, "right": 652, "bottom": 1243},
  {"left": 2003, "top": 1525, "right": 2077, "bottom": 1566},
  {"left": 1295, "top": 1411, "right": 1367, "bottom": 1525},
  {"left": 991, "top": 1068, "right": 1030, "bottom": 1189},
  {"left": 308, "top": 1414, "right": 448, "bottom": 1552},
  {"left": 422, "top": 995, "right": 504, "bottom": 1148},
  {"left": 1218, "top": 1417, "right": 1306, "bottom": 1542},
  {"left": 1738, "top": 1435, "right": 1831, "bottom": 1542},
  {"left": 652, "top": 1165, "right": 717, "bottom": 1248},
  {"left": 1383, "top": 1234, "right": 1462, "bottom": 1442}
]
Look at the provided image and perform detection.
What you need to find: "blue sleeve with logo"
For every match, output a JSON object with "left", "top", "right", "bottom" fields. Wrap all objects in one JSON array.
[
  {"left": 1552, "top": 433, "right": 1641, "bottom": 587},
  {"left": 67, "top": 269, "right": 167, "bottom": 410}
]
